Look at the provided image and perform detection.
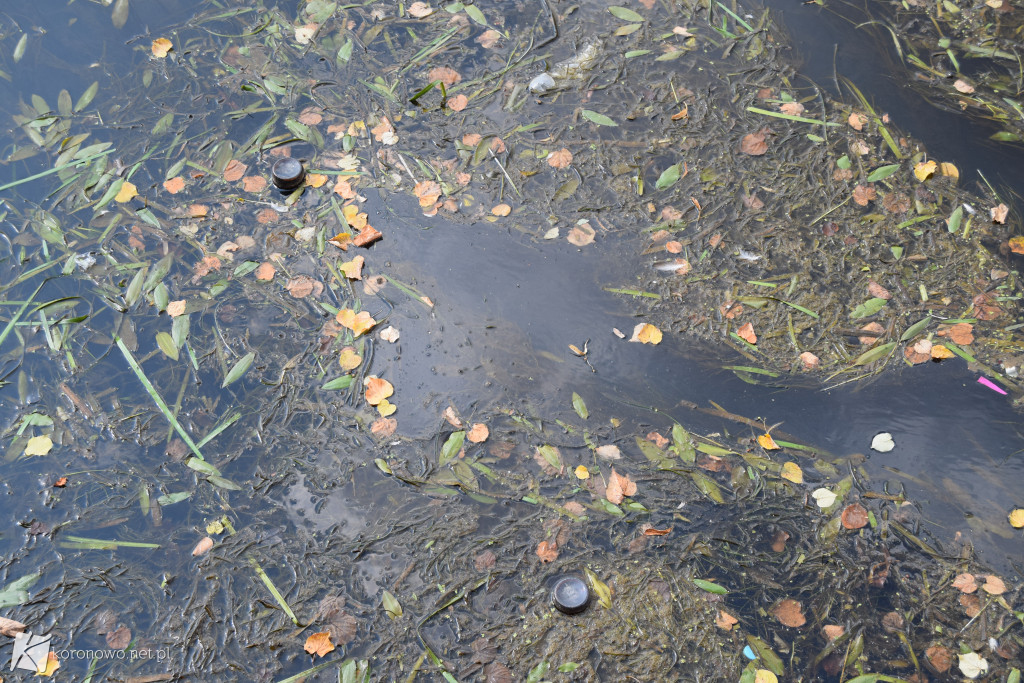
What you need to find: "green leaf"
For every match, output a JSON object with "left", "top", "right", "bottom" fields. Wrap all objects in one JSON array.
[
  {"left": 222, "top": 352, "right": 255, "bottom": 387},
  {"left": 322, "top": 375, "right": 354, "bottom": 390},
  {"left": 13, "top": 34, "right": 28, "bottom": 63},
  {"left": 850, "top": 297, "right": 887, "bottom": 318},
  {"left": 655, "top": 162, "right": 682, "bottom": 190},
  {"left": 440, "top": 430, "right": 466, "bottom": 465},
  {"left": 537, "top": 444, "right": 562, "bottom": 471},
  {"left": 624, "top": 49, "right": 652, "bottom": 58},
  {"left": 0, "top": 573, "right": 40, "bottom": 608},
  {"left": 464, "top": 4, "right": 489, "bottom": 27},
  {"left": 596, "top": 499, "right": 624, "bottom": 515},
  {"left": 692, "top": 578, "right": 728, "bottom": 594},
  {"left": 186, "top": 457, "right": 222, "bottom": 477},
  {"left": 208, "top": 475, "right": 243, "bottom": 491},
  {"left": 156, "top": 491, "right": 192, "bottom": 505},
  {"left": 572, "top": 392, "right": 589, "bottom": 419},
  {"left": 671, "top": 424, "right": 696, "bottom": 464},
  {"left": 552, "top": 177, "right": 579, "bottom": 201},
  {"left": 526, "top": 662, "right": 550, "bottom": 683},
  {"left": 947, "top": 205, "right": 963, "bottom": 233},
  {"left": 746, "top": 636, "right": 784, "bottom": 675},
  {"left": 608, "top": 5, "right": 644, "bottom": 21},
  {"left": 635, "top": 436, "right": 673, "bottom": 468},
  {"left": 899, "top": 316, "right": 932, "bottom": 342},
  {"left": 581, "top": 109, "right": 618, "bottom": 127},
  {"left": 156, "top": 332, "right": 179, "bottom": 361},
  {"left": 171, "top": 313, "right": 189, "bottom": 349},
  {"left": 690, "top": 471, "right": 724, "bottom": 503},
  {"left": 382, "top": 590, "right": 403, "bottom": 619},
  {"left": 865, "top": 163, "right": 900, "bottom": 182},
  {"left": 836, "top": 154, "right": 852, "bottom": 169},
  {"left": 853, "top": 341, "right": 896, "bottom": 366}
]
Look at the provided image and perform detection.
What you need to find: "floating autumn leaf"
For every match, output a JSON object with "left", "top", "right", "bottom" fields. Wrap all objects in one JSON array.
[
  {"left": 952, "top": 573, "right": 978, "bottom": 593},
  {"left": 595, "top": 444, "right": 622, "bottom": 460},
  {"left": 913, "top": 160, "right": 937, "bottom": 181},
  {"left": 413, "top": 180, "right": 442, "bottom": 208},
  {"left": 166, "top": 300, "right": 187, "bottom": 317},
  {"left": 338, "top": 347, "right": 362, "bottom": 371},
  {"left": 981, "top": 575, "right": 1006, "bottom": 595},
  {"left": 905, "top": 338, "right": 931, "bottom": 365},
  {"left": 163, "top": 176, "right": 185, "bottom": 194},
  {"left": 757, "top": 433, "right": 779, "bottom": 450},
  {"left": 770, "top": 530, "right": 790, "bottom": 552},
  {"left": 715, "top": 610, "right": 739, "bottom": 630},
  {"left": 443, "top": 406, "right": 463, "bottom": 428},
  {"left": 371, "top": 417, "right": 397, "bottom": 437},
  {"left": 297, "top": 106, "right": 323, "bottom": 126},
  {"left": 739, "top": 128, "right": 769, "bottom": 155},
  {"left": 870, "top": 432, "right": 894, "bottom": 452},
  {"left": 799, "top": 351, "right": 819, "bottom": 369},
  {"left": 491, "top": 203, "right": 511, "bottom": 217},
  {"left": 1009, "top": 236, "right": 1024, "bottom": 254},
  {"left": 754, "top": 671, "right": 777, "bottom": 683},
  {"left": 548, "top": 148, "right": 573, "bottom": 169},
  {"left": 567, "top": 221, "right": 596, "bottom": 246},
  {"left": 930, "top": 344, "right": 954, "bottom": 360},
  {"left": 152, "top": 38, "right": 173, "bottom": 58},
  {"left": 848, "top": 112, "right": 868, "bottom": 130},
  {"left": 926, "top": 645, "right": 953, "bottom": 673},
  {"left": 940, "top": 162, "right": 959, "bottom": 180},
  {"left": 336, "top": 309, "right": 377, "bottom": 336},
  {"left": 242, "top": 175, "right": 267, "bottom": 192},
  {"left": 329, "top": 232, "right": 353, "bottom": 250},
  {"left": 192, "top": 536, "right": 214, "bottom": 556},
  {"left": 1010, "top": 508, "right": 1024, "bottom": 528},
  {"left": 353, "top": 225, "right": 382, "bottom": 247},
  {"left": 24, "top": 435, "right": 53, "bottom": 456},
  {"left": 340, "top": 255, "right": 364, "bottom": 280},
  {"left": 429, "top": 66, "right": 462, "bottom": 86},
  {"left": 343, "top": 204, "right": 368, "bottom": 229},
  {"left": 958, "top": 652, "right": 988, "bottom": 679},
  {"left": 223, "top": 159, "right": 247, "bottom": 182},
  {"left": 822, "top": 625, "right": 845, "bottom": 641},
  {"left": 852, "top": 184, "right": 877, "bottom": 206},
  {"left": 937, "top": 322, "right": 974, "bottom": 345},
  {"left": 364, "top": 376, "right": 394, "bottom": 405},
  {"left": 447, "top": 94, "right": 468, "bottom": 112},
  {"left": 841, "top": 503, "right": 869, "bottom": 529},
  {"left": 38, "top": 651, "right": 59, "bottom": 676},
  {"left": 606, "top": 468, "right": 637, "bottom": 504},
  {"left": 574, "top": 465, "right": 590, "bottom": 480},
  {"left": 780, "top": 461, "right": 803, "bottom": 483},
  {"left": 467, "top": 423, "right": 489, "bottom": 443},
  {"left": 953, "top": 79, "right": 975, "bottom": 94},
  {"left": 736, "top": 322, "right": 757, "bottom": 344},
  {"left": 867, "top": 280, "right": 891, "bottom": 299},
  {"left": 53, "top": 476, "right": 68, "bottom": 488},
  {"left": 991, "top": 203, "right": 1009, "bottom": 224},
  {"left": 641, "top": 524, "right": 672, "bottom": 536},
  {"left": 114, "top": 181, "right": 138, "bottom": 203},
  {"left": 812, "top": 488, "right": 837, "bottom": 508},
  {"left": 377, "top": 398, "right": 397, "bottom": 417},
  {"left": 294, "top": 23, "right": 318, "bottom": 44},
  {"left": 188, "top": 203, "right": 209, "bottom": 218},
  {"left": 286, "top": 275, "right": 323, "bottom": 298},
  {"left": 779, "top": 102, "right": 805, "bottom": 116},
  {"left": 408, "top": 1, "right": 435, "bottom": 17},
  {"left": 630, "top": 323, "right": 662, "bottom": 344},
  {"left": 477, "top": 28, "right": 501, "bottom": 48},
  {"left": 536, "top": 540, "right": 558, "bottom": 562},
  {"left": 773, "top": 599, "right": 806, "bottom": 627},
  {"left": 304, "top": 632, "right": 335, "bottom": 658},
  {"left": 379, "top": 326, "right": 400, "bottom": 343}
]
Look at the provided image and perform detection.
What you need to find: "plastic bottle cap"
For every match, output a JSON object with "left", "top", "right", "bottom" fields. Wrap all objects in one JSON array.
[
  {"left": 272, "top": 157, "right": 305, "bottom": 190},
  {"left": 551, "top": 576, "right": 589, "bottom": 615}
]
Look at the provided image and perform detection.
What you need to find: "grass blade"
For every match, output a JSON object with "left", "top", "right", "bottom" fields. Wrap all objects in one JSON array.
[
  {"left": 249, "top": 557, "right": 299, "bottom": 625},
  {"left": 746, "top": 106, "right": 841, "bottom": 127}
]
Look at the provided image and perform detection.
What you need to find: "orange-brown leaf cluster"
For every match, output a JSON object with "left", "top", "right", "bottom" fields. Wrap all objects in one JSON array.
[
  {"left": 852, "top": 184, "right": 877, "bottom": 206},
  {"left": 336, "top": 309, "right": 377, "bottom": 336},
  {"left": 937, "top": 322, "right": 974, "bottom": 345}
]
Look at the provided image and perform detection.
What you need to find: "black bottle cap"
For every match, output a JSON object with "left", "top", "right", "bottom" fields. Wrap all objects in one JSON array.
[
  {"left": 551, "top": 576, "right": 590, "bottom": 615},
  {"left": 272, "top": 157, "right": 305, "bottom": 190}
]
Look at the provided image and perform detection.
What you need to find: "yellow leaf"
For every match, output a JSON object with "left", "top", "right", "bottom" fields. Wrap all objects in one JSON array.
[
  {"left": 151, "top": 38, "right": 173, "bottom": 58},
  {"left": 307, "top": 173, "right": 328, "bottom": 188},
  {"left": 757, "top": 433, "right": 780, "bottom": 450},
  {"left": 930, "top": 344, "right": 954, "bottom": 360},
  {"left": 339, "top": 346, "right": 362, "bottom": 371},
  {"left": 206, "top": 519, "right": 225, "bottom": 535},
  {"left": 630, "top": 323, "right": 663, "bottom": 344},
  {"left": 780, "top": 461, "right": 803, "bottom": 483},
  {"left": 754, "top": 670, "right": 778, "bottom": 683},
  {"left": 115, "top": 181, "right": 138, "bottom": 203},
  {"left": 38, "top": 651, "right": 60, "bottom": 676},
  {"left": 939, "top": 162, "right": 959, "bottom": 180},
  {"left": 575, "top": 465, "right": 590, "bottom": 480},
  {"left": 340, "top": 255, "right": 364, "bottom": 280},
  {"left": 913, "top": 160, "right": 937, "bottom": 182},
  {"left": 24, "top": 435, "right": 53, "bottom": 456},
  {"left": 1010, "top": 509, "right": 1024, "bottom": 528},
  {"left": 343, "top": 204, "right": 367, "bottom": 229},
  {"left": 336, "top": 309, "right": 376, "bottom": 336},
  {"left": 377, "top": 398, "right": 397, "bottom": 417}
]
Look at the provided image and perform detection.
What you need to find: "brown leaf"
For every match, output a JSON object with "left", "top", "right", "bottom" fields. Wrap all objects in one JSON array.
[
  {"left": 223, "top": 159, "right": 247, "bottom": 182},
  {"left": 414, "top": 180, "right": 442, "bottom": 207},
  {"left": 848, "top": 112, "right": 868, "bottom": 131},
  {"left": 475, "top": 550, "right": 497, "bottom": 571},
  {"left": 106, "top": 626, "right": 132, "bottom": 650},
  {"left": 715, "top": 610, "right": 739, "bottom": 630},
  {"left": 304, "top": 631, "right": 335, "bottom": 658},
  {"left": 370, "top": 417, "right": 397, "bottom": 437},
  {"left": 952, "top": 573, "right": 978, "bottom": 593},
  {"left": 665, "top": 241, "right": 683, "bottom": 254},
  {"left": 567, "top": 222, "right": 596, "bottom": 246},
  {"left": 297, "top": 106, "right": 323, "bottom": 125},
  {"left": 770, "top": 530, "right": 790, "bottom": 552},
  {"left": 925, "top": 645, "right": 953, "bottom": 673},
  {"left": 192, "top": 536, "right": 214, "bottom": 556},
  {"left": 408, "top": 1, "right": 435, "bottom": 17},
  {"left": 477, "top": 29, "right": 501, "bottom": 48},
  {"left": 647, "top": 431, "right": 669, "bottom": 448},
  {"left": 445, "top": 93, "right": 468, "bottom": 112},
  {"left": 852, "top": 184, "right": 877, "bottom": 206},
  {"left": 740, "top": 128, "right": 770, "bottom": 155},
  {"left": 960, "top": 593, "right": 982, "bottom": 617},
  {"left": 779, "top": 102, "right": 805, "bottom": 116},
  {"left": 0, "top": 616, "right": 27, "bottom": 637},
  {"left": 535, "top": 540, "right": 558, "bottom": 562},
  {"left": 340, "top": 255, "right": 364, "bottom": 280},
  {"left": 353, "top": 225, "right": 382, "bottom": 247},
  {"left": 841, "top": 503, "right": 869, "bottom": 529},
  {"left": 822, "top": 625, "right": 845, "bottom": 641},
  {"left": 856, "top": 322, "right": 884, "bottom": 345},
  {"left": 163, "top": 176, "right": 185, "bottom": 194},
  {"left": 483, "top": 661, "right": 514, "bottom": 683},
  {"left": 773, "top": 599, "right": 806, "bottom": 627},
  {"left": 991, "top": 203, "right": 1009, "bottom": 224},
  {"left": 937, "top": 322, "right": 974, "bottom": 345},
  {"left": 429, "top": 66, "right": 462, "bottom": 86},
  {"left": 606, "top": 468, "right": 637, "bottom": 504},
  {"left": 327, "top": 613, "right": 357, "bottom": 646},
  {"left": 242, "top": 175, "right": 267, "bottom": 193},
  {"left": 286, "top": 275, "right": 323, "bottom": 299},
  {"left": 867, "top": 280, "right": 891, "bottom": 300},
  {"left": 799, "top": 352, "right": 819, "bottom": 369},
  {"left": 467, "top": 423, "right": 489, "bottom": 443},
  {"left": 255, "top": 262, "right": 276, "bottom": 281},
  {"left": 547, "top": 148, "right": 573, "bottom": 169},
  {"left": 443, "top": 406, "right": 463, "bottom": 428},
  {"left": 737, "top": 322, "right": 757, "bottom": 344},
  {"left": 982, "top": 575, "right": 1007, "bottom": 595},
  {"left": 491, "top": 203, "right": 511, "bottom": 217},
  {"left": 167, "top": 300, "right": 187, "bottom": 317}
]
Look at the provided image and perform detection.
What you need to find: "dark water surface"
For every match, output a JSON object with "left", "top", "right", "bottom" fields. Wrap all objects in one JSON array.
[{"left": 1, "top": 0, "right": 1022, "bottom": 679}]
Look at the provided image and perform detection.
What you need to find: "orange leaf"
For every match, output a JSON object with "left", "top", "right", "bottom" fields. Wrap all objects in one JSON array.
[
  {"left": 428, "top": 66, "right": 461, "bottom": 86},
  {"left": 364, "top": 376, "right": 394, "bottom": 405},
  {"left": 371, "top": 417, "right": 397, "bottom": 437},
  {"left": 847, "top": 112, "right": 867, "bottom": 131},
  {"left": 952, "top": 573, "right": 977, "bottom": 593},
  {"left": 630, "top": 323, "right": 662, "bottom": 344},
  {"left": 163, "top": 176, "right": 185, "bottom": 194},
  {"left": 307, "top": 173, "right": 328, "bottom": 188},
  {"left": 606, "top": 468, "right": 637, "bottom": 504},
  {"left": 329, "top": 232, "right": 353, "bottom": 250},
  {"left": 536, "top": 540, "right": 558, "bottom": 562},
  {"left": 799, "top": 352, "right": 819, "bottom": 369},
  {"left": 852, "top": 184, "right": 877, "bottom": 206},
  {"left": 413, "top": 180, "right": 442, "bottom": 207},
  {"left": 491, "top": 203, "right": 511, "bottom": 217},
  {"left": 773, "top": 599, "right": 806, "bottom": 627},
  {"left": 567, "top": 222, "right": 595, "bottom": 246},
  {"left": 937, "top": 322, "right": 974, "bottom": 345},
  {"left": 447, "top": 94, "right": 468, "bottom": 112},
  {"left": 353, "top": 225, "right": 382, "bottom": 247},
  {"left": 166, "top": 300, "right": 187, "bottom": 317},
  {"left": 286, "top": 275, "right": 322, "bottom": 298},
  {"left": 991, "top": 203, "right": 1009, "bottom": 224},
  {"left": 151, "top": 38, "right": 173, "bottom": 58},
  {"left": 242, "top": 175, "right": 267, "bottom": 192},
  {"left": 297, "top": 106, "right": 323, "bottom": 126},
  {"left": 54, "top": 476, "right": 68, "bottom": 488},
  {"left": 39, "top": 651, "right": 60, "bottom": 676},
  {"left": 223, "top": 159, "right": 247, "bottom": 182},
  {"left": 188, "top": 204, "right": 209, "bottom": 218},
  {"left": 254, "top": 262, "right": 276, "bottom": 281},
  {"left": 467, "top": 423, "right": 489, "bottom": 443},
  {"left": 642, "top": 525, "right": 672, "bottom": 536},
  {"left": 1009, "top": 236, "right": 1024, "bottom": 254},
  {"left": 332, "top": 178, "right": 354, "bottom": 197},
  {"left": 739, "top": 129, "right": 769, "bottom": 155},
  {"left": 115, "top": 181, "right": 138, "bottom": 203},
  {"left": 841, "top": 503, "right": 869, "bottom": 529},
  {"left": 736, "top": 322, "right": 757, "bottom": 344},
  {"left": 715, "top": 610, "right": 739, "bottom": 630},
  {"left": 757, "top": 433, "right": 779, "bottom": 450},
  {"left": 547, "top": 148, "right": 573, "bottom": 169},
  {"left": 192, "top": 536, "right": 214, "bottom": 556},
  {"left": 304, "top": 632, "right": 335, "bottom": 658}
]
